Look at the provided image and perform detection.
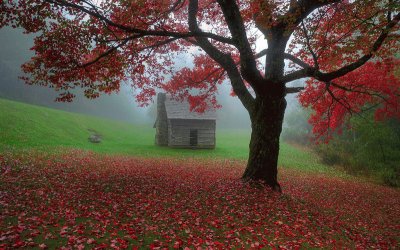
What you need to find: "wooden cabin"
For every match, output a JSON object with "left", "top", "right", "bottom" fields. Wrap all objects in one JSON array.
[{"left": 154, "top": 93, "right": 216, "bottom": 149}]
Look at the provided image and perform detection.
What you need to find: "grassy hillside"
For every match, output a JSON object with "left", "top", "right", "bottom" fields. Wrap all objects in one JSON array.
[{"left": 0, "top": 98, "right": 329, "bottom": 172}]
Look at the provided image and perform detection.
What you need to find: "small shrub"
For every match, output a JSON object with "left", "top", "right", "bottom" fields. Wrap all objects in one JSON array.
[
  {"left": 380, "top": 168, "right": 400, "bottom": 187},
  {"left": 315, "top": 143, "right": 342, "bottom": 166}
]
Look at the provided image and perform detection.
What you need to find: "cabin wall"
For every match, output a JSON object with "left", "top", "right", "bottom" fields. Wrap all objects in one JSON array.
[
  {"left": 155, "top": 93, "right": 168, "bottom": 146},
  {"left": 168, "top": 119, "right": 216, "bottom": 149}
]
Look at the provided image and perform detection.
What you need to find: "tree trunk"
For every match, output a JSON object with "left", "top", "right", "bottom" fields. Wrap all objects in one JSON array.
[{"left": 242, "top": 94, "right": 287, "bottom": 192}]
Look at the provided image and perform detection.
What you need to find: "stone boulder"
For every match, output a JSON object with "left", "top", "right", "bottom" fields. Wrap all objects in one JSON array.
[{"left": 88, "top": 134, "right": 102, "bottom": 143}]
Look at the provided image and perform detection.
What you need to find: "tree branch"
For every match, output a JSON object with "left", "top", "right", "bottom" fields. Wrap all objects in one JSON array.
[
  {"left": 318, "top": 12, "right": 400, "bottom": 82},
  {"left": 329, "top": 81, "right": 390, "bottom": 103},
  {"left": 284, "top": 53, "right": 314, "bottom": 70},
  {"left": 79, "top": 37, "right": 134, "bottom": 68},
  {"left": 187, "top": 0, "right": 254, "bottom": 111},
  {"left": 216, "top": 0, "right": 265, "bottom": 89},
  {"left": 286, "top": 86, "right": 305, "bottom": 94},
  {"left": 301, "top": 21, "right": 319, "bottom": 69},
  {"left": 283, "top": 12, "right": 400, "bottom": 83},
  {"left": 256, "top": 49, "right": 313, "bottom": 70},
  {"left": 325, "top": 85, "right": 355, "bottom": 115},
  {"left": 281, "top": 0, "right": 340, "bottom": 32},
  {"left": 254, "top": 49, "right": 268, "bottom": 59},
  {"left": 44, "top": 0, "right": 235, "bottom": 45}
]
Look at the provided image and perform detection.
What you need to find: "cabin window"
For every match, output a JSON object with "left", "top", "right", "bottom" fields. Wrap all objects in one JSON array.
[{"left": 190, "top": 129, "right": 198, "bottom": 146}]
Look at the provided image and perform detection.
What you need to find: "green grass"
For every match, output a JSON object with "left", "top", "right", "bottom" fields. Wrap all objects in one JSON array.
[{"left": 0, "top": 98, "right": 330, "bottom": 173}]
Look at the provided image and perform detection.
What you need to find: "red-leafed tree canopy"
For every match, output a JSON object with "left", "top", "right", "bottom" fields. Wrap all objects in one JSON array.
[{"left": 1, "top": 0, "right": 399, "bottom": 191}]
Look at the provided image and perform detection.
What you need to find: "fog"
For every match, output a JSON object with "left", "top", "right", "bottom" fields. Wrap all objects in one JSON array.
[
  {"left": 0, "top": 27, "right": 301, "bottom": 130},
  {"left": 0, "top": 28, "right": 151, "bottom": 124}
]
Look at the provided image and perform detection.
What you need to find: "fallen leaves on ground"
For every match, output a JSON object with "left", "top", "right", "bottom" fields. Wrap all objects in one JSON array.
[{"left": 0, "top": 150, "right": 399, "bottom": 249}]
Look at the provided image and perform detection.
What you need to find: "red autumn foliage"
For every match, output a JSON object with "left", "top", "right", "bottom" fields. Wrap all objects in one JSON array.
[
  {"left": 288, "top": 1, "right": 400, "bottom": 140},
  {"left": 1, "top": 150, "right": 399, "bottom": 249},
  {"left": 1, "top": 1, "right": 399, "bottom": 140},
  {"left": 299, "top": 60, "right": 400, "bottom": 141}
]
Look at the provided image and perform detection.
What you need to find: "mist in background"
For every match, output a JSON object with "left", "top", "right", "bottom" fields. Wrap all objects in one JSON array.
[
  {"left": 0, "top": 27, "right": 152, "bottom": 124},
  {"left": 0, "top": 27, "right": 302, "bottom": 130}
]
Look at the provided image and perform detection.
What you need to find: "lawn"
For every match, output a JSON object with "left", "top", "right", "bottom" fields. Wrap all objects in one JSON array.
[
  {"left": 0, "top": 98, "right": 329, "bottom": 173},
  {"left": 1, "top": 98, "right": 398, "bottom": 248},
  {"left": 0, "top": 150, "right": 398, "bottom": 248}
]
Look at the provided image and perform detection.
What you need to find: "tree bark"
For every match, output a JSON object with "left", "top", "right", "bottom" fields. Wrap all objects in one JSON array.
[{"left": 242, "top": 93, "right": 287, "bottom": 192}]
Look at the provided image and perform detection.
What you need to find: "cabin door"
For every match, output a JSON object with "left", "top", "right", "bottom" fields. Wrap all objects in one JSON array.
[{"left": 190, "top": 129, "right": 198, "bottom": 146}]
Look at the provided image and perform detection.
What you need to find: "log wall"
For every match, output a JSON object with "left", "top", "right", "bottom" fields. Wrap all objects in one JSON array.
[
  {"left": 168, "top": 119, "right": 216, "bottom": 149},
  {"left": 155, "top": 93, "right": 168, "bottom": 146}
]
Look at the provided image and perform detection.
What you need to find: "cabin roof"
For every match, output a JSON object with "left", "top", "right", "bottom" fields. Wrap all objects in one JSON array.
[{"left": 164, "top": 95, "right": 217, "bottom": 120}]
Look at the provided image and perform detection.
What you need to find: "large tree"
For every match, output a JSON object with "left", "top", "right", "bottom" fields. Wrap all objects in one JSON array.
[{"left": 1, "top": 0, "right": 399, "bottom": 191}]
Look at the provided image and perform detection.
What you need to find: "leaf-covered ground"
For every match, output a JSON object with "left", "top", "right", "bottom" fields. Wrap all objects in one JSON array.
[{"left": 1, "top": 150, "right": 399, "bottom": 249}]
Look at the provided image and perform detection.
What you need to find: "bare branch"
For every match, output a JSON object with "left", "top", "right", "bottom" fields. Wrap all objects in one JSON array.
[
  {"left": 283, "top": 68, "right": 316, "bottom": 83},
  {"left": 286, "top": 86, "right": 305, "bottom": 94},
  {"left": 284, "top": 53, "right": 314, "bottom": 70},
  {"left": 256, "top": 49, "right": 314, "bottom": 73},
  {"left": 254, "top": 49, "right": 268, "bottom": 59}
]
